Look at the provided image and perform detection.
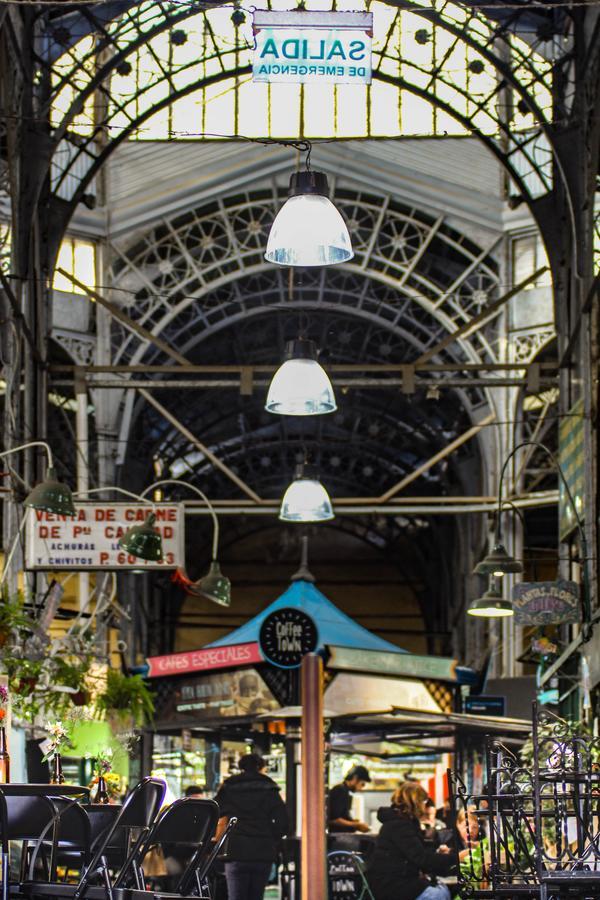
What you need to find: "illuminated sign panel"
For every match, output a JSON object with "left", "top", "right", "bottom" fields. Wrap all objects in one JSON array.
[{"left": 253, "top": 11, "right": 373, "bottom": 85}]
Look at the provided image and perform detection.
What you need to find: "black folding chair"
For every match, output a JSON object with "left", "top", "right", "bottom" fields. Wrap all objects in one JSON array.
[
  {"left": 0, "top": 792, "right": 57, "bottom": 900},
  {"left": 22, "top": 777, "right": 166, "bottom": 900},
  {"left": 26, "top": 796, "right": 93, "bottom": 882},
  {"left": 132, "top": 799, "right": 220, "bottom": 890},
  {"left": 114, "top": 815, "right": 237, "bottom": 900}
]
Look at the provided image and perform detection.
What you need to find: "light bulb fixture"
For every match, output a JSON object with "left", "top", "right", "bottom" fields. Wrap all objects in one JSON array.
[
  {"left": 118, "top": 512, "right": 163, "bottom": 562},
  {"left": 265, "top": 339, "right": 336, "bottom": 417},
  {"left": 25, "top": 467, "right": 77, "bottom": 517},
  {"left": 279, "top": 465, "right": 334, "bottom": 523},
  {"left": 0, "top": 441, "right": 76, "bottom": 517},
  {"left": 74, "top": 485, "right": 162, "bottom": 562},
  {"left": 467, "top": 580, "right": 514, "bottom": 618},
  {"left": 187, "top": 561, "right": 231, "bottom": 607},
  {"left": 265, "top": 170, "right": 353, "bottom": 267},
  {"left": 141, "top": 479, "right": 231, "bottom": 606},
  {"left": 473, "top": 542, "right": 523, "bottom": 577}
]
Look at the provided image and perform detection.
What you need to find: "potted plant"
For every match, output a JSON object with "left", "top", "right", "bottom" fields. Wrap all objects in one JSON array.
[{"left": 95, "top": 669, "right": 154, "bottom": 730}]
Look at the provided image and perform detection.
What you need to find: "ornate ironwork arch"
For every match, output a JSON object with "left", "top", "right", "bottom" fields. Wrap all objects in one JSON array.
[
  {"left": 19, "top": 0, "right": 575, "bottom": 271},
  {"left": 110, "top": 186, "right": 501, "bottom": 372}
]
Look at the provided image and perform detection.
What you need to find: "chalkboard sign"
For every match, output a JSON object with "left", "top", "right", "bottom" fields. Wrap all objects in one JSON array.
[
  {"left": 328, "top": 851, "right": 365, "bottom": 900},
  {"left": 259, "top": 607, "right": 318, "bottom": 669}
]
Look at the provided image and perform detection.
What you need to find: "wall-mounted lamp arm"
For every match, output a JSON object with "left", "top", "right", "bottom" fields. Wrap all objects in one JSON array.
[
  {"left": 141, "top": 479, "right": 220, "bottom": 560},
  {"left": 0, "top": 441, "right": 53, "bottom": 468},
  {"left": 497, "top": 440, "right": 589, "bottom": 622}
]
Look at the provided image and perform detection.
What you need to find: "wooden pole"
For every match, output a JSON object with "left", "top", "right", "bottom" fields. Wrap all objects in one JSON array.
[{"left": 301, "top": 653, "right": 326, "bottom": 900}]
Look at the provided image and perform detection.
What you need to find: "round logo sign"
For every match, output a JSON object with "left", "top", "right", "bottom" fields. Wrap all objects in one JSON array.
[{"left": 259, "top": 607, "right": 318, "bottom": 669}]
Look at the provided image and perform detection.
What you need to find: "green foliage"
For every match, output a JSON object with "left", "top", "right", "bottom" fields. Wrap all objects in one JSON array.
[
  {"left": 95, "top": 669, "right": 154, "bottom": 727},
  {"left": 0, "top": 587, "right": 95, "bottom": 722},
  {"left": 0, "top": 586, "right": 30, "bottom": 636}
]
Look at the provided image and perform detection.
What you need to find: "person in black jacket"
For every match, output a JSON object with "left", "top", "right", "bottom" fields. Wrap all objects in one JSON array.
[
  {"left": 214, "top": 753, "right": 288, "bottom": 900},
  {"left": 367, "top": 783, "right": 456, "bottom": 900}
]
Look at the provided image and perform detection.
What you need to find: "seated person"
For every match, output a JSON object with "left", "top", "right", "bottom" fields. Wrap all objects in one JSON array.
[
  {"left": 455, "top": 808, "right": 480, "bottom": 861},
  {"left": 367, "top": 783, "right": 456, "bottom": 900},
  {"left": 421, "top": 799, "right": 449, "bottom": 848}
]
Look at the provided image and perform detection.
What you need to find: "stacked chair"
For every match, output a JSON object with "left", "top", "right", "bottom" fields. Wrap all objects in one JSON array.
[{"left": 0, "top": 778, "right": 235, "bottom": 900}]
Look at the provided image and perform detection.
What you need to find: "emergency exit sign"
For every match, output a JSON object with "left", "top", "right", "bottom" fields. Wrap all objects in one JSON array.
[
  {"left": 253, "top": 11, "right": 373, "bottom": 85},
  {"left": 25, "top": 502, "right": 184, "bottom": 570}
]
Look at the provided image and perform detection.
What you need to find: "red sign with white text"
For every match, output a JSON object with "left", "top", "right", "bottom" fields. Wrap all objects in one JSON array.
[{"left": 147, "top": 642, "right": 264, "bottom": 677}]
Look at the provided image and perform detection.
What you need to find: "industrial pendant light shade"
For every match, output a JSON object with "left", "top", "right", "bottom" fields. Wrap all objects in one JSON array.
[
  {"left": 280, "top": 466, "right": 334, "bottom": 523},
  {"left": 25, "top": 467, "right": 76, "bottom": 517},
  {"left": 265, "top": 339, "right": 336, "bottom": 416},
  {"left": 265, "top": 171, "right": 353, "bottom": 267},
  {"left": 187, "top": 561, "right": 231, "bottom": 607},
  {"left": 118, "top": 513, "right": 163, "bottom": 562},
  {"left": 473, "top": 542, "right": 523, "bottom": 577},
  {"left": 467, "top": 581, "right": 514, "bottom": 618}
]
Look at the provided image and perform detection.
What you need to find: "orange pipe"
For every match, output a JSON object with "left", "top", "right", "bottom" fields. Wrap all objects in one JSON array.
[{"left": 301, "top": 653, "right": 326, "bottom": 900}]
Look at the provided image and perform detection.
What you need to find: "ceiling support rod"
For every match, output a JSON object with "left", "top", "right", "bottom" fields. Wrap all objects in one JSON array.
[{"left": 377, "top": 412, "right": 496, "bottom": 502}]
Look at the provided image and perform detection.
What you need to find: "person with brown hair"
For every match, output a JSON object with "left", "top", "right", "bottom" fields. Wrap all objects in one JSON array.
[{"left": 367, "top": 782, "right": 456, "bottom": 900}]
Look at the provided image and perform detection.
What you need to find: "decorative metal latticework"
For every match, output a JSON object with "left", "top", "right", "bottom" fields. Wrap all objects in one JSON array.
[
  {"left": 450, "top": 704, "right": 600, "bottom": 900},
  {"left": 110, "top": 186, "right": 501, "bottom": 373},
  {"left": 40, "top": 0, "right": 568, "bottom": 216}
]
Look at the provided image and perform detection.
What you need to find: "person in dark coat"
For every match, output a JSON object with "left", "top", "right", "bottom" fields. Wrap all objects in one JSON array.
[
  {"left": 367, "top": 783, "right": 456, "bottom": 900},
  {"left": 214, "top": 753, "right": 288, "bottom": 900}
]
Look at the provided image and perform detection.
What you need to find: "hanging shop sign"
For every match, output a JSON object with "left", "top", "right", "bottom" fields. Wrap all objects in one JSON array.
[
  {"left": 252, "top": 11, "right": 373, "bottom": 85},
  {"left": 156, "top": 669, "right": 280, "bottom": 722},
  {"left": 559, "top": 397, "right": 584, "bottom": 540},
  {"left": 25, "top": 502, "right": 184, "bottom": 570},
  {"left": 464, "top": 696, "right": 506, "bottom": 717},
  {"left": 512, "top": 580, "right": 581, "bottom": 625},
  {"left": 259, "top": 607, "right": 318, "bottom": 669},
  {"left": 326, "top": 645, "right": 459, "bottom": 683},
  {"left": 147, "top": 642, "right": 263, "bottom": 678}
]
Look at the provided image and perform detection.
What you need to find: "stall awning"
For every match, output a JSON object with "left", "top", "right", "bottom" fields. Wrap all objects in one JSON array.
[{"left": 208, "top": 579, "right": 408, "bottom": 655}]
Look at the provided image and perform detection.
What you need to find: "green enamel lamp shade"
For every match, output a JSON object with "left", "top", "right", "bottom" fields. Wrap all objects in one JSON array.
[
  {"left": 25, "top": 467, "right": 76, "bottom": 517},
  {"left": 467, "top": 583, "right": 514, "bottom": 618},
  {"left": 187, "top": 561, "right": 231, "bottom": 607},
  {"left": 118, "top": 512, "right": 163, "bottom": 561},
  {"left": 473, "top": 542, "right": 523, "bottom": 577}
]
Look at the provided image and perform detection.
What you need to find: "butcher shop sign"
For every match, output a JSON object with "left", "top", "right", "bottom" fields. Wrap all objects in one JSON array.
[{"left": 25, "top": 502, "right": 184, "bottom": 570}]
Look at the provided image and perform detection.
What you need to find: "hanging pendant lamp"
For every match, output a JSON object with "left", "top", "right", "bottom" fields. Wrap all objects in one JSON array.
[
  {"left": 467, "top": 579, "right": 513, "bottom": 618},
  {"left": 266, "top": 339, "right": 336, "bottom": 416},
  {"left": 473, "top": 542, "right": 523, "bottom": 577},
  {"left": 279, "top": 465, "right": 334, "bottom": 523},
  {"left": 187, "top": 560, "right": 231, "bottom": 607},
  {"left": 265, "top": 170, "right": 353, "bottom": 267},
  {"left": 25, "top": 467, "right": 76, "bottom": 517},
  {"left": 118, "top": 512, "right": 163, "bottom": 562}
]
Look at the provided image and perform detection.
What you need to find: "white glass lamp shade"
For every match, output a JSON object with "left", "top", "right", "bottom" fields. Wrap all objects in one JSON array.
[
  {"left": 279, "top": 475, "right": 334, "bottom": 523},
  {"left": 266, "top": 340, "right": 336, "bottom": 416},
  {"left": 265, "top": 171, "right": 353, "bottom": 267}
]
